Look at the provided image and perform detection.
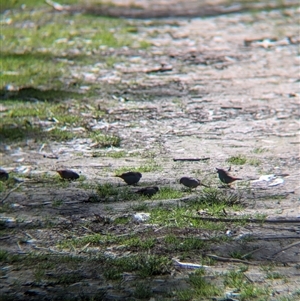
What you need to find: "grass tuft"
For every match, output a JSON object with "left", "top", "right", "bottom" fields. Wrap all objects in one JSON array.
[
  {"left": 90, "top": 131, "right": 121, "bottom": 147},
  {"left": 226, "top": 155, "right": 247, "bottom": 165}
]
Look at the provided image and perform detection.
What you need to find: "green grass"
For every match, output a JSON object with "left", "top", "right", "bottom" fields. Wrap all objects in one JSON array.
[
  {"left": 226, "top": 155, "right": 247, "bottom": 165},
  {"left": 229, "top": 251, "right": 252, "bottom": 260},
  {"left": 115, "top": 162, "right": 162, "bottom": 174},
  {"left": 188, "top": 269, "right": 222, "bottom": 298},
  {"left": 197, "top": 187, "right": 241, "bottom": 206},
  {"left": 149, "top": 205, "right": 226, "bottom": 230},
  {"left": 89, "top": 131, "right": 121, "bottom": 147},
  {"left": 164, "top": 234, "right": 206, "bottom": 252},
  {"left": 1, "top": 5, "right": 134, "bottom": 91},
  {"left": 252, "top": 147, "right": 268, "bottom": 154},
  {"left": 248, "top": 158, "right": 261, "bottom": 166},
  {"left": 224, "top": 269, "right": 270, "bottom": 301},
  {"left": 151, "top": 186, "right": 184, "bottom": 200},
  {"left": 0, "top": 100, "right": 122, "bottom": 144},
  {"left": 92, "top": 150, "right": 127, "bottom": 158},
  {"left": 104, "top": 254, "right": 171, "bottom": 279},
  {"left": 95, "top": 183, "right": 138, "bottom": 202},
  {"left": 133, "top": 283, "right": 153, "bottom": 299},
  {"left": 1, "top": 0, "right": 82, "bottom": 10}
]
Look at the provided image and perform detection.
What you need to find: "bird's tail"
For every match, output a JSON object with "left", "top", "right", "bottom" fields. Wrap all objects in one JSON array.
[{"left": 200, "top": 183, "right": 210, "bottom": 188}]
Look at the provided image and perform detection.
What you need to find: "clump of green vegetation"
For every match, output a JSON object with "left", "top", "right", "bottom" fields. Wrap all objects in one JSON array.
[
  {"left": 149, "top": 204, "right": 226, "bottom": 230},
  {"left": 90, "top": 131, "right": 121, "bottom": 147},
  {"left": 226, "top": 155, "right": 247, "bottom": 165},
  {"left": 248, "top": 158, "right": 261, "bottom": 166},
  {"left": 52, "top": 200, "right": 63, "bottom": 207},
  {"left": 1, "top": 5, "right": 134, "bottom": 90},
  {"left": 152, "top": 186, "right": 184, "bottom": 200},
  {"left": 252, "top": 147, "right": 267, "bottom": 154},
  {"left": 113, "top": 216, "right": 130, "bottom": 225},
  {"left": 131, "top": 202, "right": 149, "bottom": 211},
  {"left": 96, "top": 183, "right": 137, "bottom": 202},
  {"left": 106, "top": 151, "right": 127, "bottom": 158},
  {"left": 103, "top": 254, "right": 171, "bottom": 280},
  {"left": 164, "top": 234, "right": 206, "bottom": 252},
  {"left": 229, "top": 251, "right": 252, "bottom": 260},
  {"left": 197, "top": 188, "right": 240, "bottom": 206},
  {"left": 115, "top": 162, "right": 162, "bottom": 174},
  {"left": 133, "top": 283, "right": 153, "bottom": 299},
  {"left": 0, "top": 101, "right": 83, "bottom": 142},
  {"left": 224, "top": 269, "right": 270, "bottom": 300},
  {"left": 188, "top": 269, "right": 222, "bottom": 298}
]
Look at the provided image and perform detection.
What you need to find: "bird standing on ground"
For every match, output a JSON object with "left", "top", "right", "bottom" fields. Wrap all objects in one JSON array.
[
  {"left": 179, "top": 176, "right": 209, "bottom": 189},
  {"left": 0, "top": 169, "right": 9, "bottom": 181},
  {"left": 216, "top": 168, "right": 242, "bottom": 184},
  {"left": 56, "top": 169, "right": 80, "bottom": 180},
  {"left": 136, "top": 186, "right": 159, "bottom": 197},
  {"left": 115, "top": 171, "right": 142, "bottom": 185}
]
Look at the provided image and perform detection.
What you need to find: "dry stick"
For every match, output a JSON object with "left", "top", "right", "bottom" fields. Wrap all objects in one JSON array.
[
  {"left": 246, "top": 235, "right": 300, "bottom": 240},
  {"left": 0, "top": 183, "right": 23, "bottom": 204},
  {"left": 269, "top": 241, "right": 300, "bottom": 259},
  {"left": 247, "top": 224, "right": 298, "bottom": 232},
  {"left": 81, "top": 226, "right": 97, "bottom": 234},
  {"left": 172, "top": 235, "right": 299, "bottom": 241},
  {"left": 182, "top": 215, "right": 300, "bottom": 224},
  {"left": 173, "top": 157, "right": 210, "bottom": 162},
  {"left": 79, "top": 242, "right": 91, "bottom": 253},
  {"left": 241, "top": 247, "right": 265, "bottom": 259},
  {"left": 206, "top": 254, "right": 257, "bottom": 265}
]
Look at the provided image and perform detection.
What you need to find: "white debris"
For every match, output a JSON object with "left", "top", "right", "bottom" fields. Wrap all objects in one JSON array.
[
  {"left": 252, "top": 174, "right": 276, "bottom": 182},
  {"left": 172, "top": 258, "right": 208, "bottom": 270},
  {"left": 132, "top": 212, "right": 150, "bottom": 223},
  {"left": 268, "top": 178, "right": 284, "bottom": 187}
]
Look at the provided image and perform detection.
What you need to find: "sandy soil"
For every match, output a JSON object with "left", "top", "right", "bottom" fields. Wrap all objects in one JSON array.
[{"left": 0, "top": 2, "right": 299, "bottom": 300}]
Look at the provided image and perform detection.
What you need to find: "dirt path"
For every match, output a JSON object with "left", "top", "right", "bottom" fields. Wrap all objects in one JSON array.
[{"left": 1, "top": 2, "right": 299, "bottom": 300}]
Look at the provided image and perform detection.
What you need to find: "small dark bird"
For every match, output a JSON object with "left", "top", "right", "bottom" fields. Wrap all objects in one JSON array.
[
  {"left": 216, "top": 168, "right": 242, "bottom": 184},
  {"left": 136, "top": 186, "right": 159, "bottom": 197},
  {"left": 115, "top": 171, "right": 142, "bottom": 185},
  {"left": 56, "top": 169, "right": 80, "bottom": 180},
  {"left": 179, "top": 177, "right": 209, "bottom": 189},
  {"left": 0, "top": 169, "right": 9, "bottom": 181}
]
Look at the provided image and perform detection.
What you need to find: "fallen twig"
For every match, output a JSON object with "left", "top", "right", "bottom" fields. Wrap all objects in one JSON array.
[
  {"left": 0, "top": 236, "right": 10, "bottom": 240},
  {"left": 241, "top": 247, "right": 265, "bottom": 259},
  {"left": 269, "top": 241, "right": 300, "bottom": 259},
  {"left": 220, "top": 106, "right": 243, "bottom": 110},
  {"left": 182, "top": 215, "right": 300, "bottom": 224},
  {"left": 206, "top": 254, "right": 256, "bottom": 265},
  {"left": 173, "top": 157, "right": 210, "bottom": 162},
  {"left": 145, "top": 64, "right": 173, "bottom": 73},
  {"left": 0, "top": 183, "right": 23, "bottom": 204}
]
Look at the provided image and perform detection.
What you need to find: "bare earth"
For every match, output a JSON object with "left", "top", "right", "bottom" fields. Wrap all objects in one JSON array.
[{"left": 0, "top": 2, "right": 299, "bottom": 300}]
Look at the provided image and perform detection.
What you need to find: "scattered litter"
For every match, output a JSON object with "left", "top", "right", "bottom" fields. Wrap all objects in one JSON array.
[
  {"left": 15, "top": 166, "right": 30, "bottom": 173},
  {"left": 0, "top": 217, "right": 17, "bottom": 228},
  {"left": 225, "top": 290, "right": 241, "bottom": 300},
  {"left": 172, "top": 258, "right": 208, "bottom": 270},
  {"left": 252, "top": 174, "right": 276, "bottom": 182},
  {"left": 132, "top": 212, "right": 150, "bottom": 223},
  {"left": 233, "top": 233, "right": 253, "bottom": 240},
  {"left": 15, "top": 158, "right": 25, "bottom": 163},
  {"left": 25, "top": 239, "right": 37, "bottom": 244},
  {"left": 268, "top": 178, "right": 284, "bottom": 187},
  {"left": 10, "top": 203, "right": 24, "bottom": 208},
  {"left": 226, "top": 229, "right": 235, "bottom": 237},
  {"left": 252, "top": 174, "right": 284, "bottom": 187}
]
